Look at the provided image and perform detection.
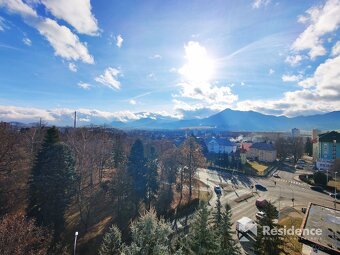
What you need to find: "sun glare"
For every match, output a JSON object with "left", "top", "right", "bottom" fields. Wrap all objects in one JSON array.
[{"left": 179, "top": 41, "right": 215, "bottom": 84}]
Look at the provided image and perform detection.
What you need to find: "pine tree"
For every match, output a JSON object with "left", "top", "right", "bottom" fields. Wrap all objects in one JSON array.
[
  {"left": 127, "top": 139, "right": 147, "bottom": 204},
  {"left": 145, "top": 147, "right": 159, "bottom": 210},
  {"left": 27, "top": 127, "right": 77, "bottom": 237},
  {"left": 254, "top": 202, "right": 282, "bottom": 255},
  {"left": 218, "top": 204, "right": 240, "bottom": 255},
  {"left": 99, "top": 225, "right": 122, "bottom": 255},
  {"left": 187, "top": 203, "right": 220, "bottom": 254},
  {"left": 121, "top": 209, "right": 172, "bottom": 255}
]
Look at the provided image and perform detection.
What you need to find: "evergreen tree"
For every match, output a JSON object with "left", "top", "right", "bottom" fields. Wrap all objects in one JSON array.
[
  {"left": 145, "top": 147, "right": 159, "bottom": 210},
  {"left": 27, "top": 127, "right": 77, "bottom": 237},
  {"left": 305, "top": 137, "right": 313, "bottom": 156},
  {"left": 127, "top": 139, "right": 147, "bottom": 205},
  {"left": 187, "top": 203, "right": 220, "bottom": 254},
  {"left": 121, "top": 209, "right": 172, "bottom": 255},
  {"left": 254, "top": 202, "right": 282, "bottom": 255},
  {"left": 99, "top": 225, "right": 122, "bottom": 255},
  {"left": 112, "top": 135, "right": 126, "bottom": 168},
  {"left": 217, "top": 204, "right": 240, "bottom": 255}
]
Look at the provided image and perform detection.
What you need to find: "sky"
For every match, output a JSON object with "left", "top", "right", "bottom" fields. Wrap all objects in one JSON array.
[{"left": 0, "top": 0, "right": 339, "bottom": 125}]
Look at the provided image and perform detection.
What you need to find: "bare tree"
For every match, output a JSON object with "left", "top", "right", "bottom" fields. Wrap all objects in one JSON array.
[
  {"left": 0, "top": 213, "right": 51, "bottom": 255},
  {"left": 181, "top": 136, "right": 206, "bottom": 202}
]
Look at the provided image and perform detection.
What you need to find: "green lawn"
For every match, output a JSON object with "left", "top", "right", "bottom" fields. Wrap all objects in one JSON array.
[{"left": 247, "top": 161, "right": 268, "bottom": 173}]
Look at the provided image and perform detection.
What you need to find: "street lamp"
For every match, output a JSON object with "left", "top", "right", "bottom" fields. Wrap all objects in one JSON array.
[{"left": 73, "top": 231, "right": 78, "bottom": 255}]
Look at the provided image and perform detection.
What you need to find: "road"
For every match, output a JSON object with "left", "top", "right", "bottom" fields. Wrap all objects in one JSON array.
[{"left": 197, "top": 163, "right": 338, "bottom": 253}]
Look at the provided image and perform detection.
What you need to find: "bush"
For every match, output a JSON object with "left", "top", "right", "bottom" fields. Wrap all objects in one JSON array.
[{"left": 313, "top": 171, "right": 328, "bottom": 186}]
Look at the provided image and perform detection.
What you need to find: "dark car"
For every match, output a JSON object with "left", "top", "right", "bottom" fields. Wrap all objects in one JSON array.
[
  {"left": 255, "top": 184, "right": 267, "bottom": 191},
  {"left": 255, "top": 198, "right": 269, "bottom": 209},
  {"left": 214, "top": 186, "right": 222, "bottom": 195},
  {"left": 310, "top": 186, "right": 323, "bottom": 192},
  {"left": 330, "top": 193, "right": 340, "bottom": 199}
]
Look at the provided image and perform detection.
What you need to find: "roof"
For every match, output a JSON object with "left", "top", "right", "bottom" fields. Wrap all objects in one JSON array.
[
  {"left": 299, "top": 203, "right": 340, "bottom": 255},
  {"left": 208, "top": 137, "right": 235, "bottom": 147},
  {"left": 318, "top": 131, "right": 340, "bottom": 143},
  {"left": 241, "top": 142, "right": 252, "bottom": 152},
  {"left": 250, "top": 142, "right": 276, "bottom": 151},
  {"left": 236, "top": 217, "right": 256, "bottom": 232}
]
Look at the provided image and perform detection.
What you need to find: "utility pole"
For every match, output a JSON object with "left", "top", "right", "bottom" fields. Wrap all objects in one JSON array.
[{"left": 74, "top": 111, "right": 77, "bottom": 129}]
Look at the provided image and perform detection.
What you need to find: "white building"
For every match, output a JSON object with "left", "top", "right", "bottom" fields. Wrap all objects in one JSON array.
[{"left": 206, "top": 137, "right": 236, "bottom": 154}]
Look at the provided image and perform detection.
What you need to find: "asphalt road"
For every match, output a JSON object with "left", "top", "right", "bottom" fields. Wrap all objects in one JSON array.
[{"left": 197, "top": 163, "right": 338, "bottom": 253}]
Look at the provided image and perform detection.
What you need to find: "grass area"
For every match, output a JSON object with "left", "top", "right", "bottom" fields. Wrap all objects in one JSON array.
[
  {"left": 246, "top": 161, "right": 268, "bottom": 173},
  {"left": 278, "top": 207, "right": 304, "bottom": 255},
  {"left": 328, "top": 180, "right": 340, "bottom": 191}
]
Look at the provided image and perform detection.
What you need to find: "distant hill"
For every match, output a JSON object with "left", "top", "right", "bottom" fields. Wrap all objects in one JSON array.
[{"left": 111, "top": 109, "right": 340, "bottom": 131}]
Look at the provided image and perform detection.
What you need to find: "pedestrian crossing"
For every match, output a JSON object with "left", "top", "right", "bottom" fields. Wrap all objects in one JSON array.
[{"left": 274, "top": 178, "right": 310, "bottom": 190}]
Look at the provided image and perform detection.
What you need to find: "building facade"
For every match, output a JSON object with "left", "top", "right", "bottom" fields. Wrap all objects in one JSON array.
[
  {"left": 246, "top": 142, "right": 277, "bottom": 163},
  {"left": 206, "top": 137, "right": 236, "bottom": 154},
  {"left": 316, "top": 131, "right": 340, "bottom": 171}
]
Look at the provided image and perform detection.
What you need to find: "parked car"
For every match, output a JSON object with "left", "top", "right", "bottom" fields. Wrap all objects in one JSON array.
[
  {"left": 255, "top": 198, "right": 269, "bottom": 209},
  {"left": 214, "top": 186, "right": 222, "bottom": 195},
  {"left": 295, "top": 164, "right": 304, "bottom": 170},
  {"left": 272, "top": 173, "right": 280, "bottom": 178},
  {"left": 255, "top": 184, "right": 267, "bottom": 191},
  {"left": 256, "top": 211, "right": 266, "bottom": 220},
  {"left": 329, "top": 193, "right": 340, "bottom": 199},
  {"left": 301, "top": 208, "right": 307, "bottom": 214},
  {"left": 310, "top": 186, "right": 323, "bottom": 192}
]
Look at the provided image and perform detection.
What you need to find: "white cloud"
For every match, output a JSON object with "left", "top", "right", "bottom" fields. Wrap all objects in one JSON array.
[
  {"left": 285, "top": 54, "right": 303, "bottom": 66},
  {"left": 0, "top": 105, "right": 179, "bottom": 125},
  {"left": 22, "top": 37, "right": 31, "bottom": 46},
  {"left": 237, "top": 53, "right": 340, "bottom": 116},
  {"left": 332, "top": 41, "right": 340, "bottom": 56},
  {"left": 40, "top": 0, "right": 99, "bottom": 35},
  {"left": 36, "top": 18, "right": 94, "bottom": 64},
  {"left": 95, "top": 67, "right": 121, "bottom": 90},
  {"left": 252, "top": 0, "right": 270, "bottom": 9},
  {"left": 0, "top": 16, "right": 8, "bottom": 31},
  {"left": 241, "top": 82, "right": 245, "bottom": 86},
  {"left": 292, "top": 0, "right": 340, "bottom": 59},
  {"left": 268, "top": 68, "right": 275, "bottom": 75},
  {"left": 129, "top": 99, "right": 137, "bottom": 105},
  {"left": 68, "top": 62, "right": 77, "bottom": 72},
  {"left": 77, "top": 81, "right": 91, "bottom": 90},
  {"left": 116, "top": 34, "right": 123, "bottom": 48},
  {"left": 148, "top": 73, "right": 155, "bottom": 79},
  {"left": 0, "top": 0, "right": 95, "bottom": 64},
  {"left": 0, "top": 0, "right": 37, "bottom": 17},
  {"left": 150, "top": 54, "right": 162, "bottom": 59},
  {"left": 282, "top": 74, "right": 303, "bottom": 82}
]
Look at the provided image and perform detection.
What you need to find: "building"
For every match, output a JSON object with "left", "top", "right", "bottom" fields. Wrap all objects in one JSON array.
[
  {"left": 247, "top": 142, "right": 277, "bottom": 163},
  {"left": 206, "top": 137, "right": 236, "bottom": 154},
  {"left": 316, "top": 131, "right": 340, "bottom": 171},
  {"left": 312, "top": 129, "right": 321, "bottom": 140},
  {"left": 299, "top": 203, "right": 340, "bottom": 255},
  {"left": 292, "top": 128, "right": 301, "bottom": 137},
  {"left": 239, "top": 145, "right": 247, "bottom": 165}
]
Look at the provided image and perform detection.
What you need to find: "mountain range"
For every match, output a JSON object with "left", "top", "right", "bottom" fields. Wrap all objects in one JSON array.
[{"left": 111, "top": 109, "right": 340, "bottom": 131}]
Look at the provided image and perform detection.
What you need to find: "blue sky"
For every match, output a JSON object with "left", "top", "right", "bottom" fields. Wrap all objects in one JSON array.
[{"left": 0, "top": 0, "right": 339, "bottom": 125}]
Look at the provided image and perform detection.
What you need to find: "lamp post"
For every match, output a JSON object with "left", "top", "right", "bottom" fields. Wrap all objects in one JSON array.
[{"left": 73, "top": 231, "right": 78, "bottom": 255}]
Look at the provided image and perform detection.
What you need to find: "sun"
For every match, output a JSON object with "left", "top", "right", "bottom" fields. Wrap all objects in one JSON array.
[{"left": 179, "top": 41, "right": 215, "bottom": 84}]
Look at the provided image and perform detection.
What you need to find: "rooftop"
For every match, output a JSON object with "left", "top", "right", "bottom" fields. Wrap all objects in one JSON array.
[
  {"left": 250, "top": 142, "right": 276, "bottom": 151},
  {"left": 299, "top": 203, "right": 340, "bottom": 255},
  {"left": 208, "top": 137, "right": 235, "bottom": 147},
  {"left": 318, "top": 131, "right": 340, "bottom": 143}
]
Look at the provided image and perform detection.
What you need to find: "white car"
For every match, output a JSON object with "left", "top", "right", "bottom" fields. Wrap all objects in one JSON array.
[{"left": 255, "top": 211, "right": 266, "bottom": 220}]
